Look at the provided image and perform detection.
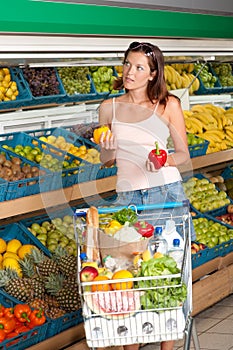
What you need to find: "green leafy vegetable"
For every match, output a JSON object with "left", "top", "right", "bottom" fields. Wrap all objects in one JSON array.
[
  {"left": 112, "top": 208, "right": 138, "bottom": 225},
  {"left": 135, "top": 256, "right": 187, "bottom": 310}
]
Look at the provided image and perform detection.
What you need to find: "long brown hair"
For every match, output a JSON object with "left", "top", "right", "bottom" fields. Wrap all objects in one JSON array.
[{"left": 114, "top": 41, "right": 170, "bottom": 106}]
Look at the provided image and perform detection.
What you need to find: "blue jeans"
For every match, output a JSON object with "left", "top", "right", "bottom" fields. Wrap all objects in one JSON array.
[{"left": 114, "top": 181, "right": 196, "bottom": 240}]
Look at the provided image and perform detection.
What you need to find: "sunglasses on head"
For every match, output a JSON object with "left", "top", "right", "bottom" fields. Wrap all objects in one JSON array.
[{"left": 129, "top": 41, "right": 154, "bottom": 57}]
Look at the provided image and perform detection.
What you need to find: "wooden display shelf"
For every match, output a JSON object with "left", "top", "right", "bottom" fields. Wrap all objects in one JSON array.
[{"left": 0, "top": 176, "right": 117, "bottom": 221}]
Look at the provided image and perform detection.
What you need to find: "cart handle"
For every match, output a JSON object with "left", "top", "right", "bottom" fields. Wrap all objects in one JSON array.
[{"left": 74, "top": 200, "right": 190, "bottom": 216}]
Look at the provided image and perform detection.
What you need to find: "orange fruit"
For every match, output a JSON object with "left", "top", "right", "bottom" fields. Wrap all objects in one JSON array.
[
  {"left": 111, "top": 270, "right": 134, "bottom": 290},
  {"left": 91, "top": 275, "right": 112, "bottom": 292},
  {"left": 93, "top": 125, "right": 111, "bottom": 144}
]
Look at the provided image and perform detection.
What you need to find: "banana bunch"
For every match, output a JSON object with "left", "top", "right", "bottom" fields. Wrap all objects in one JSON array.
[
  {"left": 183, "top": 104, "right": 233, "bottom": 153},
  {"left": 164, "top": 64, "right": 200, "bottom": 95}
]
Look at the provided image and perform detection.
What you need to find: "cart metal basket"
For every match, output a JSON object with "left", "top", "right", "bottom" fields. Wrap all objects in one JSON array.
[{"left": 74, "top": 201, "right": 199, "bottom": 349}]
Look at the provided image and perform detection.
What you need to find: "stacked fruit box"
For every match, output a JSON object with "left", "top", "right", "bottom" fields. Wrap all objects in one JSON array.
[
  {"left": 183, "top": 174, "right": 233, "bottom": 268},
  {"left": 89, "top": 66, "right": 124, "bottom": 98},
  {"left": 0, "top": 68, "right": 32, "bottom": 110},
  {"left": 20, "top": 67, "right": 66, "bottom": 106},
  {"left": 193, "top": 63, "right": 222, "bottom": 95},
  {"left": 0, "top": 146, "right": 53, "bottom": 201},
  {"left": 0, "top": 220, "right": 84, "bottom": 341},
  {"left": 25, "top": 126, "right": 117, "bottom": 181},
  {"left": 0, "top": 131, "right": 92, "bottom": 191},
  {"left": 57, "top": 67, "right": 97, "bottom": 103}
]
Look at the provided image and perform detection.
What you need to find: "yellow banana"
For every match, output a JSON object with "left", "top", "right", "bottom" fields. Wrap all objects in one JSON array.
[
  {"left": 164, "top": 66, "right": 168, "bottom": 82},
  {"left": 183, "top": 110, "right": 193, "bottom": 118},
  {"left": 204, "top": 129, "right": 225, "bottom": 139},
  {"left": 165, "top": 65, "right": 172, "bottom": 83},
  {"left": 189, "top": 117, "right": 203, "bottom": 133},
  {"left": 225, "top": 125, "right": 233, "bottom": 132},
  {"left": 187, "top": 63, "right": 195, "bottom": 73},
  {"left": 225, "top": 129, "right": 233, "bottom": 140},
  {"left": 192, "top": 112, "right": 216, "bottom": 126},
  {"left": 167, "top": 66, "right": 177, "bottom": 84},
  {"left": 191, "top": 104, "right": 207, "bottom": 113}
]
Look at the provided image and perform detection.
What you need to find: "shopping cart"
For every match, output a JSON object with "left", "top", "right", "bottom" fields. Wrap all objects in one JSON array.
[{"left": 74, "top": 201, "right": 200, "bottom": 350}]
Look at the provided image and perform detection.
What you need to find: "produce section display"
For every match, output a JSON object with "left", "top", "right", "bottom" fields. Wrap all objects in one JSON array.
[
  {"left": 183, "top": 175, "right": 231, "bottom": 213},
  {"left": 22, "top": 67, "right": 64, "bottom": 98},
  {"left": 211, "top": 63, "right": 233, "bottom": 88},
  {"left": 164, "top": 63, "right": 200, "bottom": 94},
  {"left": 0, "top": 68, "right": 19, "bottom": 102},
  {"left": 183, "top": 105, "right": 233, "bottom": 153},
  {"left": 57, "top": 66, "right": 91, "bottom": 95}
]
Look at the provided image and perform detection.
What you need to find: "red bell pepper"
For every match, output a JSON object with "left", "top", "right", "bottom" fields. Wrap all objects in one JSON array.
[
  {"left": 3, "top": 307, "right": 15, "bottom": 319},
  {"left": 27, "top": 309, "right": 46, "bottom": 328},
  {"left": 133, "top": 220, "right": 154, "bottom": 238},
  {"left": 148, "top": 141, "right": 167, "bottom": 169},
  {"left": 0, "top": 329, "right": 6, "bottom": 342},
  {"left": 0, "top": 305, "right": 5, "bottom": 317},
  {"left": 0, "top": 317, "right": 16, "bottom": 334},
  {"left": 14, "top": 304, "right": 31, "bottom": 323}
]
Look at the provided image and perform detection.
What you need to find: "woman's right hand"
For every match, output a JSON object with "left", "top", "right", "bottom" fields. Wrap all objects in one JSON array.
[{"left": 99, "top": 129, "right": 117, "bottom": 150}]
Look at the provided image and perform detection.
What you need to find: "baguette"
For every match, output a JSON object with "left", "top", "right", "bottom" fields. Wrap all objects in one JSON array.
[
  {"left": 86, "top": 206, "right": 99, "bottom": 229},
  {"left": 86, "top": 206, "right": 100, "bottom": 263}
]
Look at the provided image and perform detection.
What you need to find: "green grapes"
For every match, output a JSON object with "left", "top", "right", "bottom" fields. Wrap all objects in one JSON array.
[{"left": 57, "top": 67, "right": 91, "bottom": 95}]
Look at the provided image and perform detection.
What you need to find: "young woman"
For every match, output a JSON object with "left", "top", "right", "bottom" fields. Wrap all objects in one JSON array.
[{"left": 97, "top": 41, "right": 194, "bottom": 350}]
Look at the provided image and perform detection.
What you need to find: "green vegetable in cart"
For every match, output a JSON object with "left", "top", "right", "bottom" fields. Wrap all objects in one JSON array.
[
  {"left": 112, "top": 208, "right": 138, "bottom": 225},
  {"left": 135, "top": 255, "right": 187, "bottom": 309}
]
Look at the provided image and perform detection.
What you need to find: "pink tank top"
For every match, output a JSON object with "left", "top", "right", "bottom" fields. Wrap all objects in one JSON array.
[{"left": 111, "top": 98, "right": 181, "bottom": 192}]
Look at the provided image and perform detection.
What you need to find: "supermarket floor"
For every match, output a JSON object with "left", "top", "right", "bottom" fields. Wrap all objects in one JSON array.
[
  {"left": 140, "top": 293, "right": 233, "bottom": 350},
  {"left": 63, "top": 293, "right": 233, "bottom": 350}
]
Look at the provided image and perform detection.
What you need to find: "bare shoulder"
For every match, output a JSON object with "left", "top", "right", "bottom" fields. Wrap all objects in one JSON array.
[
  {"left": 166, "top": 94, "right": 181, "bottom": 109},
  {"left": 99, "top": 98, "right": 114, "bottom": 124}
]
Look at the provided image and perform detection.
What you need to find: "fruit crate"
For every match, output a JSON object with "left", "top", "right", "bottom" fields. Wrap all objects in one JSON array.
[
  {"left": 193, "top": 64, "right": 222, "bottom": 95},
  {"left": 221, "top": 164, "right": 233, "bottom": 180},
  {"left": 0, "top": 67, "right": 32, "bottom": 110},
  {"left": 59, "top": 73, "right": 97, "bottom": 103},
  {"left": 0, "top": 146, "right": 54, "bottom": 201},
  {"left": 210, "top": 63, "right": 233, "bottom": 94},
  {"left": 205, "top": 206, "right": 233, "bottom": 229},
  {"left": 25, "top": 126, "right": 118, "bottom": 180},
  {"left": 191, "top": 214, "right": 233, "bottom": 269},
  {"left": 0, "top": 285, "right": 82, "bottom": 342},
  {"left": 19, "top": 67, "right": 66, "bottom": 106},
  {"left": 19, "top": 206, "right": 77, "bottom": 257},
  {"left": 91, "top": 66, "right": 125, "bottom": 99},
  {"left": 0, "top": 289, "right": 49, "bottom": 350},
  {"left": 183, "top": 173, "right": 232, "bottom": 215},
  {"left": 188, "top": 136, "right": 209, "bottom": 158},
  {"left": 0, "top": 177, "right": 8, "bottom": 202},
  {"left": 0, "top": 131, "right": 92, "bottom": 189}
]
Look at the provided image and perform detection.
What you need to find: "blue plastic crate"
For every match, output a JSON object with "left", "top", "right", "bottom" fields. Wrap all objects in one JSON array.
[
  {"left": 183, "top": 173, "right": 232, "bottom": 215},
  {"left": 91, "top": 66, "right": 125, "bottom": 99},
  {"left": 46, "top": 308, "right": 83, "bottom": 338},
  {"left": 193, "top": 64, "right": 223, "bottom": 95},
  {"left": 0, "top": 222, "right": 51, "bottom": 256},
  {"left": 58, "top": 72, "right": 97, "bottom": 103},
  {"left": 0, "top": 177, "right": 8, "bottom": 202},
  {"left": 20, "top": 67, "right": 66, "bottom": 106},
  {"left": 191, "top": 214, "right": 233, "bottom": 269},
  {"left": 210, "top": 63, "right": 233, "bottom": 94},
  {"left": 205, "top": 206, "right": 233, "bottom": 229},
  {"left": 0, "top": 146, "right": 54, "bottom": 200},
  {"left": 188, "top": 137, "right": 209, "bottom": 158},
  {"left": 221, "top": 165, "right": 233, "bottom": 180},
  {"left": 0, "top": 68, "right": 32, "bottom": 110},
  {"left": 0, "top": 131, "right": 92, "bottom": 189},
  {"left": 0, "top": 289, "right": 49, "bottom": 349},
  {"left": 25, "top": 127, "right": 118, "bottom": 181}
]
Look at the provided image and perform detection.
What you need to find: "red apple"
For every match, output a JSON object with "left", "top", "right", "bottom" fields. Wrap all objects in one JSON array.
[{"left": 80, "top": 266, "right": 99, "bottom": 282}]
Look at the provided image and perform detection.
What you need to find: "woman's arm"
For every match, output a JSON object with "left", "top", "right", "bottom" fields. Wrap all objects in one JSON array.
[
  {"left": 98, "top": 99, "right": 117, "bottom": 167},
  {"left": 165, "top": 96, "right": 190, "bottom": 166}
]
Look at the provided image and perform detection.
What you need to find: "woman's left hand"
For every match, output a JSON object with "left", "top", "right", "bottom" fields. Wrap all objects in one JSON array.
[{"left": 146, "top": 158, "right": 169, "bottom": 172}]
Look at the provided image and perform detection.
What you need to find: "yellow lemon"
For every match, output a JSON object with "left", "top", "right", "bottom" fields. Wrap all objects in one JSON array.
[
  {"left": 111, "top": 270, "right": 134, "bottom": 290},
  {"left": 3, "top": 252, "right": 20, "bottom": 261},
  {"left": 142, "top": 249, "right": 152, "bottom": 262},
  {"left": 17, "top": 244, "right": 36, "bottom": 259},
  {"left": 0, "top": 238, "right": 7, "bottom": 254},
  {"left": 153, "top": 252, "right": 164, "bottom": 259},
  {"left": 6, "top": 239, "right": 22, "bottom": 254}
]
